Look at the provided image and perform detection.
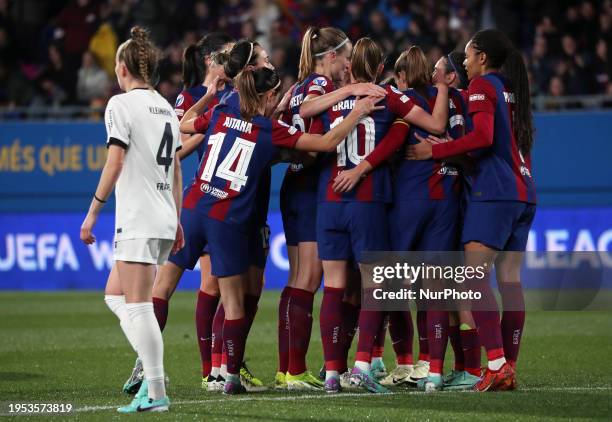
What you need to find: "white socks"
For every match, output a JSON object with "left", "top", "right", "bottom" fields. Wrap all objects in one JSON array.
[
  {"left": 325, "top": 370, "right": 339, "bottom": 381},
  {"left": 126, "top": 302, "right": 166, "bottom": 400},
  {"left": 355, "top": 360, "right": 370, "bottom": 372},
  {"left": 104, "top": 295, "right": 138, "bottom": 353}
]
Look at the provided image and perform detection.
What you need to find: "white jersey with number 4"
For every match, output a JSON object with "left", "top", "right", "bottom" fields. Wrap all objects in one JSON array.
[{"left": 104, "top": 88, "right": 181, "bottom": 241}]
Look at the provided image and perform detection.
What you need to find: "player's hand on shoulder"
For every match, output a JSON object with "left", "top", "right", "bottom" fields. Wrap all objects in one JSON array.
[
  {"left": 354, "top": 95, "right": 385, "bottom": 116},
  {"left": 351, "top": 82, "right": 386, "bottom": 97},
  {"left": 80, "top": 214, "right": 97, "bottom": 245}
]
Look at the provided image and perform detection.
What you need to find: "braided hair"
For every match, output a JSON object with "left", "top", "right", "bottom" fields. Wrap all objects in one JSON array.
[{"left": 117, "top": 26, "right": 161, "bottom": 86}]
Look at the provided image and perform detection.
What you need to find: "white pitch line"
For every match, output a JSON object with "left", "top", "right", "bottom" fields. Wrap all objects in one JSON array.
[{"left": 74, "top": 386, "right": 612, "bottom": 413}]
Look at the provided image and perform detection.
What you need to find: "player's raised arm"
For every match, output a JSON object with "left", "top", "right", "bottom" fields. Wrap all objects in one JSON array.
[
  {"left": 300, "top": 83, "right": 386, "bottom": 118},
  {"left": 293, "top": 96, "right": 384, "bottom": 152}
]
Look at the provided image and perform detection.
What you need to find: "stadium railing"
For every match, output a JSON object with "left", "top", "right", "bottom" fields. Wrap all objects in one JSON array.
[{"left": 1, "top": 95, "right": 612, "bottom": 120}]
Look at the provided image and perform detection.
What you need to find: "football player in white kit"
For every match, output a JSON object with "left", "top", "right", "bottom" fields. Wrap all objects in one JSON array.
[{"left": 80, "top": 26, "right": 183, "bottom": 413}]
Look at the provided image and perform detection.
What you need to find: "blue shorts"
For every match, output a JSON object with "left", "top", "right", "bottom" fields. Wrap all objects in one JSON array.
[
  {"left": 461, "top": 201, "right": 536, "bottom": 251},
  {"left": 169, "top": 208, "right": 249, "bottom": 277},
  {"left": 389, "top": 200, "right": 460, "bottom": 251},
  {"left": 317, "top": 202, "right": 389, "bottom": 262},
  {"left": 281, "top": 188, "right": 317, "bottom": 246},
  {"left": 248, "top": 223, "right": 270, "bottom": 269}
]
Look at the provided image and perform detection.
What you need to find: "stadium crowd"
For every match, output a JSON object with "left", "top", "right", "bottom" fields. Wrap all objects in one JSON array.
[{"left": 0, "top": 0, "right": 610, "bottom": 113}]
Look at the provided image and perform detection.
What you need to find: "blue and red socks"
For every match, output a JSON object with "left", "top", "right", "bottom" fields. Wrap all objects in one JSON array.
[
  {"left": 222, "top": 317, "right": 248, "bottom": 375},
  {"left": 320, "top": 287, "right": 345, "bottom": 373},
  {"left": 389, "top": 310, "right": 414, "bottom": 365},
  {"left": 152, "top": 297, "right": 168, "bottom": 331},
  {"left": 499, "top": 282, "right": 525, "bottom": 367},
  {"left": 277, "top": 286, "right": 292, "bottom": 374},
  {"left": 195, "top": 291, "right": 219, "bottom": 377},
  {"left": 288, "top": 288, "right": 315, "bottom": 375}
]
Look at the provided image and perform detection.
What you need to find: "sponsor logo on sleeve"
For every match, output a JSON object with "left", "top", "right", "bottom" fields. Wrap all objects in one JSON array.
[
  {"left": 469, "top": 93, "right": 485, "bottom": 101},
  {"left": 175, "top": 94, "right": 185, "bottom": 107},
  {"left": 390, "top": 85, "right": 403, "bottom": 94}
]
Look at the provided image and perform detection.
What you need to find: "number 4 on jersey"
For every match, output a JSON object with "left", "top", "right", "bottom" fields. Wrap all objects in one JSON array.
[
  {"left": 201, "top": 132, "right": 254, "bottom": 192},
  {"left": 156, "top": 122, "right": 174, "bottom": 177}
]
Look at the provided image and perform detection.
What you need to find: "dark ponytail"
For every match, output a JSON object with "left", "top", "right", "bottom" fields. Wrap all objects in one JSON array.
[
  {"left": 502, "top": 49, "right": 535, "bottom": 155},
  {"left": 445, "top": 51, "right": 468, "bottom": 89},
  {"left": 225, "top": 39, "right": 261, "bottom": 80},
  {"left": 235, "top": 67, "right": 280, "bottom": 119},
  {"left": 471, "top": 29, "right": 534, "bottom": 155},
  {"left": 182, "top": 32, "right": 234, "bottom": 88},
  {"left": 470, "top": 29, "right": 513, "bottom": 70}
]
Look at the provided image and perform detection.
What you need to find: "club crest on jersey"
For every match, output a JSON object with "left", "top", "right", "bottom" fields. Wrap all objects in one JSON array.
[
  {"left": 313, "top": 77, "right": 328, "bottom": 87},
  {"left": 175, "top": 94, "right": 185, "bottom": 107}
]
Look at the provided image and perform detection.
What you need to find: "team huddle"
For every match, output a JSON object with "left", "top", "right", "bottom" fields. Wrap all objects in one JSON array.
[{"left": 80, "top": 23, "right": 536, "bottom": 412}]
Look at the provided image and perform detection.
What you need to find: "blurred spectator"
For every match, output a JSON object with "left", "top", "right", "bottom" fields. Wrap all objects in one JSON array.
[
  {"left": 531, "top": 36, "right": 554, "bottom": 95},
  {"left": 76, "top": 50, "right": 110, "bottom": 104},
  {"left": 0, "top": 0, "right": 610, "bottom": 113},
  {"left": 42, "top": 44, "right": 75, "bottom": 101},
  {"left": 54, "top": 0, "right": 99, "bottom": 64},
  {"left": 89, "top": 22, "right": 119, "bottom": 78},
  {"left": 593, "top": 39, "right": 611, "bottom": 92},
  {"left": 544, "top": 76, "right": 565, "bottom": 110},
  {"left": 558, "top": 34, "right": 589, "bottom": 95}
]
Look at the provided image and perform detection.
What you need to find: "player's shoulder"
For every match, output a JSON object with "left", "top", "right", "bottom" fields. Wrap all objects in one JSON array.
[
  {"left": 305, "top": 73, "right": 333, "bottom": 93},
  {"left": 469, "top": 75, "right": 498, "bottom": 94},
  {"left": 385, "top": 84, "right": 413, "bottom": 107},
  {"left": 107, "top": 92, "right": 131, "bottom": 108}
]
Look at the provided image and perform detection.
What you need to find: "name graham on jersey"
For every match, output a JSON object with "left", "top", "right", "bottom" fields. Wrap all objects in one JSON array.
[
  {"left": 333, "top": 99, "right": 355, "bottom": 111},
  {"left": 223, "top": 116, "right": 253, "bottom": 133},
  {"left": 148, "top": 106, "right": 172, "bottom": 116}
]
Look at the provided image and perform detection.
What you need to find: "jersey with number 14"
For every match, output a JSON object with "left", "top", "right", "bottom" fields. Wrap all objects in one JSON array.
[
  {"left": 312, "top": 84, "right": 415, "bottom": 202},
  {"left": 182, "top": 102, "right": 303, "bottom": 227}
]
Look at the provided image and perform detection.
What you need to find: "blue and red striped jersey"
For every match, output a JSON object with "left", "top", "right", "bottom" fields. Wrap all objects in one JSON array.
[
  {"left": 464, "top": 73, "right": 536, "bottom": 203},
  {"left": 283, "top": 73, "right": 334, "bottom": 190},
  {"left": 182, "top": 102, "right": 303, "bottom": 227},
  {"left": 312, "top": 84, "right": 415, "bottom": 203},
  {"left": 393, "top": 86, "right": 464, "bottom": 201},
  {"left": 220, "top": 89, "right": 271, "bottom": 226},
  {"left": 174, "top": 83, "right": 234, "bottom": 163}
]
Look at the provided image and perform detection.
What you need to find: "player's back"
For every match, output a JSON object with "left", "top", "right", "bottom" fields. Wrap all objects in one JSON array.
[
  {"left": 315, "top": 84, "right": 410, "bottom": 203},
  {"left": 283, "top": 74, "right": 334, "bottom": 188},
  {"left": 470, "top": 73, "right": 536, "bottom": 203},
  {"left": 183, "top": 102, "right": 300, "bottom": 226},
  {"left": 105, "top": 89, "right": 181, "bottom": 241},
  {"left": 394, "top": 86, "right": 460, "bottom": 201}
]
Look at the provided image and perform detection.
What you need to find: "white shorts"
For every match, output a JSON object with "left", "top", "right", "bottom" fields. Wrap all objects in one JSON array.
[{"left": 114, "top": 238, "right": 174, "bottom": 265}]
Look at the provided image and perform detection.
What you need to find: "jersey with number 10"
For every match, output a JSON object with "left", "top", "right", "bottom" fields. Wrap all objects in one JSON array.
[
  {"left": 182, "top": 102, "right": 303, "bottom": 226},
  {"left": 312, "top": 84, "right": 415, "bottom": 202}
]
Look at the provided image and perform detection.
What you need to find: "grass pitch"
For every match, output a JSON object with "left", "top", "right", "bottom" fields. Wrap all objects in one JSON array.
[{"left": 0, "top": 291, "right": 611, "bottom": 421}]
